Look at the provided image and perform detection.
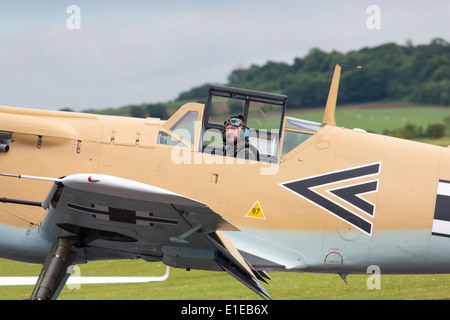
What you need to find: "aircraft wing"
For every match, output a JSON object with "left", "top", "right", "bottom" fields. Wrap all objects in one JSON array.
[{"left": 3, "top": 173, "right": 271, "bottom": 299}]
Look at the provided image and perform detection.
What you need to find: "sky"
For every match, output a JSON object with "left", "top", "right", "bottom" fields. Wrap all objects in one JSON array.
[{"left": 0, "top": 0, "right": 448, "bottom": 111}]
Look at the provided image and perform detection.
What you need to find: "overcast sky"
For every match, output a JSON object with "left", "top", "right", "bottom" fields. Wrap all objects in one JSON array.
[{"left": 0, "top": 0, "right": 448, "bottom": 111}]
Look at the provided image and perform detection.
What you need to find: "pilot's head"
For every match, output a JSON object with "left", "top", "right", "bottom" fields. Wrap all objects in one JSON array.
[{"left": 223, "top": 115, "right": 246, "bottom": 144}]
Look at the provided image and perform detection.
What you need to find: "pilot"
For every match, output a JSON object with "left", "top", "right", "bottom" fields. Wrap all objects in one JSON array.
[{"left": 223, "top": 115, "right": 259, "bottom": 161}]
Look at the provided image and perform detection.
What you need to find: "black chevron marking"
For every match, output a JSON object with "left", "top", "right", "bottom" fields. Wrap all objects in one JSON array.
[
  {"left": 330, "top": 180, "right": 378, "bottom": 216},
  {"left": 281, "top": 163, "right": 381, "bottom": 236}
]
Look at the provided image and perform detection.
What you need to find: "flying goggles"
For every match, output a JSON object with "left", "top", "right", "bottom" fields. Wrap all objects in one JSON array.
[{"left": 223, "top": 118, "right": 246, "bottom": 128}]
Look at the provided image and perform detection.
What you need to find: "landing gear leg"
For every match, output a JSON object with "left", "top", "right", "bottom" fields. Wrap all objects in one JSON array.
[{"left": 30, "top": 237, "right": 78, "bottom": 300}]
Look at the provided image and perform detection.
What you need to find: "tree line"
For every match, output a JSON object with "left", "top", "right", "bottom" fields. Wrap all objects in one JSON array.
[
  {"left": 85, "top": 38, "right": 449, "bottom": 118},
  {"left": 383, "top": 121, "right": 447, "bottom": 140},
  {"left": 178, "top": 38, "right": 450, "bottom": 110}
]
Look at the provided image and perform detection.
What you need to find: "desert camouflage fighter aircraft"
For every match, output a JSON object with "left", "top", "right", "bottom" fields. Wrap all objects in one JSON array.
[{"left": 1, "top": 64, "right": 450, "bottom": 300}]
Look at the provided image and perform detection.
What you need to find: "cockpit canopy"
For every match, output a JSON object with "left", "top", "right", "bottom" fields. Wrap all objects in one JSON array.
[
  {"left": 158, "top": 84, "right": 323, "bottom": 164},
  {"left": 202, "top": 85, "right": 287, "bottom": 163}
]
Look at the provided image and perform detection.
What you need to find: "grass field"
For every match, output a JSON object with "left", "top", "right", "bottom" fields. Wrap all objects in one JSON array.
[
  {"left": 1, "top": 258, "right": 450, "bottom": 300},
  {"left": 290, "top": 103, "right": 450, "bottom": 135},
  {"left": 1, "top": 103, "right": 450, "bottom": 300}
]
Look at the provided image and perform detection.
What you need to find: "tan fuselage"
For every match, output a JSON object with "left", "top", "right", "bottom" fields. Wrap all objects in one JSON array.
[{"left": 1, "top": 104, "right": 449, "bottom": 274}]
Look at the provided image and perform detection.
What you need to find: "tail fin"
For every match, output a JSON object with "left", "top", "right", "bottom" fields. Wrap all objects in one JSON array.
[{"left": 322, "top": 64, "right": 341, "bottom": 126}]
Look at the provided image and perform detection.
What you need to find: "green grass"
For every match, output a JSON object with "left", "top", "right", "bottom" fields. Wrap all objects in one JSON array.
[
  {"left": 1, "top": 258, "right": 450, "bottom": 300},
  {"left": 291, "top": 105, "right": 450, "bottom": 134}
]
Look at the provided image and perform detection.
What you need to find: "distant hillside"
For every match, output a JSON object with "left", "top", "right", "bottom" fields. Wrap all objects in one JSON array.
[{"left": 85, "top": 38, "right": 450, "bottom": 118}]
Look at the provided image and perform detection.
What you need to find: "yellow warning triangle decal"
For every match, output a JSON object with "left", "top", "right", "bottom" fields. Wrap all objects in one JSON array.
[{"left": 245, "top": 201, "right": 265, "bottom": 219}]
